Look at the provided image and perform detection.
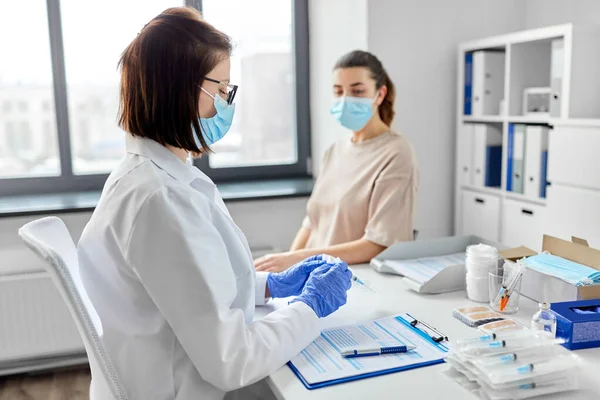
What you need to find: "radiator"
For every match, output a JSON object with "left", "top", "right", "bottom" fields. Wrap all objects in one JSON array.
[{"left": 0, "top": 270, "right": 85, "bottom": 374}]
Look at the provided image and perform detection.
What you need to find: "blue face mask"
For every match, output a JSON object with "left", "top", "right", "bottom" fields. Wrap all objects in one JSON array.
[
  {"left": 195, "top": 89, "right": 236, "bottom": 146},
  {"left": 330, "top": 96, "right": 375, "bottom": 131},
  {"left": 523, "top": 253, "right": 600, "bottom": 287}
]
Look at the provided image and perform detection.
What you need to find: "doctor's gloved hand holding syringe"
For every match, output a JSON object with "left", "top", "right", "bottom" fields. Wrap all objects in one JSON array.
[{"left": 267, "top": 255, "right": 352, "bottom": 318}]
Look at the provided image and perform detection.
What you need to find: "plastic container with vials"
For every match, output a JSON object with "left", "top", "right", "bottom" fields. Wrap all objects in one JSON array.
[
  {"left": 479, "top": 373, "right": 580, "bottom": 400},
  {"left": 461, "top": 334, "right": 559, "bottom": 357},
  {"left": 473, "top": 345, "right": 568, "bottom": 369},
  {"left": 486, "top": 355, "right": 579, "bottom": 384},
  {"left": 455, "top": 329, "right": 530, "bottom": 347}
]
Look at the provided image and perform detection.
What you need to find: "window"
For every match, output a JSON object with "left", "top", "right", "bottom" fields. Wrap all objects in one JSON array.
[
  {"left": 0, "top": 0, "right": 310, "bottom": 196},
  {"left": 202, "top": 0, "right": 296, "bottom": 169},
  {"left": 196, "top": 0, "right": 310, "bottom": 181},
  {"left": 60, "top": 0, "right": 178, "bottom": 175},
  {"left": 0, "top": 0, "right": 60, "bottom": 180}
]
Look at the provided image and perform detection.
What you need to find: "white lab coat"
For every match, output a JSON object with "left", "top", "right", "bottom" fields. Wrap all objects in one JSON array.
[{"left": 77, "top": 135, "right": 321, "bottom": 399}]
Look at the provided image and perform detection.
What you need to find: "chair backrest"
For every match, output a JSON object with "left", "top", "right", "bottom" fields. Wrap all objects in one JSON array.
[{"left": 18, "top": 217, "right": 128, "bottom": 400}]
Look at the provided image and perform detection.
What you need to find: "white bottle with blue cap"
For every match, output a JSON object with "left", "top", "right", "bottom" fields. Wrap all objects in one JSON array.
[{"left": 531, "top": 302, "right": 557, "bottom": 337}]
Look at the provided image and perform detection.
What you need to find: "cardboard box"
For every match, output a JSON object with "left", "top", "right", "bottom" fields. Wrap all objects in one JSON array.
[
  {"left": 551, "top": 299, "right": 600, "bottom": 350},
  {"left": 499, "top": 235, "right": 600, "bottom": 303}
]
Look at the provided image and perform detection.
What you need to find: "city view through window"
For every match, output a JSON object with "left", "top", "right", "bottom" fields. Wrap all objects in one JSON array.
[{"left": 0, "top": 0, "right": 297, "bottom": 179}]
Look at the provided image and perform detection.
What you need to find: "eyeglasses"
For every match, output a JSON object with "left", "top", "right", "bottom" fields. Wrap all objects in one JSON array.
[{"left": 203, "top": 77, "right": 238, "bottom": 105}]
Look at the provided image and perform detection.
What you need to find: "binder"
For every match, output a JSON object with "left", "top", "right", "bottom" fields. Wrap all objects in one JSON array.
[
  {"left": 550, "top": 39, "right": 564, "bottom": 118},
  {"left": 485, "top": 145, "right": 502, "bottom": 187},
  {"left": 507, "top": 123, "right": 514, "bottom": 191},
  {"left": 472, "top": 124, "right": 502, "bottom": 187},
  {"left": 540, "top": 150, "right": 549, "bottom": 198},
  {"left": 524, "top": 126, "right": 550, "bottom": 199},
  {"left": 511, "top": 125, "right": 526, "bottom": 194},
  {"left": 458, "top": 123, "right": 474, "bottom": 185},
  {"left": 464, "top": 52, "right": 473, "bottom": 115},
  {"left": 472, "top": 51, "right": 505, "bottom": 116}
]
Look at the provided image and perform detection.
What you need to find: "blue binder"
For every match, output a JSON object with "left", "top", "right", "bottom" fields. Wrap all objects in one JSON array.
[
  {"left": 485, "top": 145, "right": 502, "bottom": 187},
  {"left": 540, "top": 150, "right": 549, "bottom": 198},
  {"left": 506, "top": 123, "right": 514, "bottom": 191},
  {"left": 464, "top": 53, "right": 473, "bottom": 115},
  {"left": 287, "top": 314, "right": 448, "bottom": 390}
]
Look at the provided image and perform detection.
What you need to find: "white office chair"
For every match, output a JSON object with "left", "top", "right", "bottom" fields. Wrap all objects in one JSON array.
[{"left": 18, "top": 216, "right": 128, "bottom": 400}]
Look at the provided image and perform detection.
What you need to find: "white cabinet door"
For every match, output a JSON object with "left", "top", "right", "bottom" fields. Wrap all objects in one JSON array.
[
  {"left": 502, "top": 199, "right": 547, "bottom": 251},
  {"left": 461, "top": 190, "right": 501, "bottom": 242},
  {"left": 548, "top": 126, "right": 600, "bottom": 190},
  {"left": 546, "top": 185, "right": 600, "bottom": 248}
]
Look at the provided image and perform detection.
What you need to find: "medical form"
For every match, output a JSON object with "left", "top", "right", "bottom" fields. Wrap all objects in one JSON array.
[
  {"left": 383, "top": 253, "right": 466, "bottom": 284},
  {"left": 288, "top": 313, "right": 448, "bottom": 388}
]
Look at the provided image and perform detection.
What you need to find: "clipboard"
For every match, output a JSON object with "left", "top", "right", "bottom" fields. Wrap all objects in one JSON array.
[{"left": 287, "top": 313, "right": 449, "bottom": 390}]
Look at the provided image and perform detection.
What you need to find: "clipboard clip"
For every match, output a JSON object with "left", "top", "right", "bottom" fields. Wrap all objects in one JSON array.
[{"left": 407, "top": 315, "right": 449, "bottom": 343}]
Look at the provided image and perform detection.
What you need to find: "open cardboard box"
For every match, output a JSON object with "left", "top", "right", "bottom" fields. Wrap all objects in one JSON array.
[{"left": 499, "top": 235, "right": 600, "bottom": 303}]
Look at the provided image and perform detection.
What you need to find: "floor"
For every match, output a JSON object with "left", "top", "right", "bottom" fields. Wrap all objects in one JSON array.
[{"left": 0, "top": 368, "right": 90, "bottom": 400}]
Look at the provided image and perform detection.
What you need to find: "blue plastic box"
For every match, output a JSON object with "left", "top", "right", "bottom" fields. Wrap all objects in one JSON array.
[{"left": 551, "top": 299, "right": 600, "bottom": 350}]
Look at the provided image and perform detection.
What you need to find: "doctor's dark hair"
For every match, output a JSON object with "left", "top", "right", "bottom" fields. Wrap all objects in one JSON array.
[
  {"left": 118, "top": 7, "right": 232, "bottom": 153},
  {"left": 334, "top": 50, "right": 396, "bottom": 126}
]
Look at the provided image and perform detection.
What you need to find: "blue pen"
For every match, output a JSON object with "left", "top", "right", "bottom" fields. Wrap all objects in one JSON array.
[{"left": 341, "top": 345, "right": 416, "bottom": 358}]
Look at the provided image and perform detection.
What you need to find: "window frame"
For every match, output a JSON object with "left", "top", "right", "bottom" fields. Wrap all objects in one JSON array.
[{"left": 0, "top": 0, "right": 311, "bottom": 196}]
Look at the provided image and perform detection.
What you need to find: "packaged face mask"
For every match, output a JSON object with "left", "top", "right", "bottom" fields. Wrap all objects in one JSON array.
[{"left": 523, "top": 254, "right": 600, "bottom": 287}]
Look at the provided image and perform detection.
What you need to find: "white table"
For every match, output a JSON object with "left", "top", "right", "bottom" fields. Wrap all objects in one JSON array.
[{"left": 258, "top": 263, "right": 600, "bottom": 400}]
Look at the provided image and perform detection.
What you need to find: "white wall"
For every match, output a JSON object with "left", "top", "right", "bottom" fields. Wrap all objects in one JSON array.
[
  {"left": 524, "top": 0, "right": 600, "bottom": 28},
  {"left": 0, "top": 197, "right": 308, "bottom": 273},
  {"left": 308, "top": 0, "right": 368, "bottom": 173},
  {"left": 368, "top": 0, "right": 526, "bottom": 239}
]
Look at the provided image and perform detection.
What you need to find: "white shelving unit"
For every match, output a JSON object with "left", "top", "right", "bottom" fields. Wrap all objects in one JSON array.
[{"left": 455, "top": 24, "right": 600, "bottom": 251}]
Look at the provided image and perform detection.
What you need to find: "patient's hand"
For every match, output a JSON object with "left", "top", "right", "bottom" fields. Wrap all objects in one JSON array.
[{"left": 254, "top": 252, "right": 305, "bottom": 272}]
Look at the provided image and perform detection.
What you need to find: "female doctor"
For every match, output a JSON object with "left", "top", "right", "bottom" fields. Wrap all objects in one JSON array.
[{"left": 77, "top": 7, "right": 351, "bottom": 400}]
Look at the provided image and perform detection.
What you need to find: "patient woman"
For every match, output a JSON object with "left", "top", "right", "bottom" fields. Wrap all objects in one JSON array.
[{"left": 255, "top": 50, "right": 418, "bottom": 273}]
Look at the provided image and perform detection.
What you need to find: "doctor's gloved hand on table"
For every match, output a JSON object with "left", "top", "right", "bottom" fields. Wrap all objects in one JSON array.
[{"left": 267, "top": 255, "right": 352, "bottom": 318}]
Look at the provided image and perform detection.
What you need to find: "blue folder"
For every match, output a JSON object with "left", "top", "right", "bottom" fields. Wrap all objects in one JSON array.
[
  {"left": 464, "top": 53, "right": 473, "bottom": 115},
  {"left": 287, "top": 314, "right": 448, "bottom": 390},
  {"left": 540, "top": 150, "right": 548, "bottom": 198},
  {"left": 485, "top": 145, "right": 502, "bottom": 187},
  {"left": 506, "top": 123, "right": 514, "bottom": 191}
]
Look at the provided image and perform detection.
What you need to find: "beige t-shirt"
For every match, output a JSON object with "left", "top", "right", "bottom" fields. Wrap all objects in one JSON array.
[{"left": 303, "top": 131, "right": 418, "bottom": 248}]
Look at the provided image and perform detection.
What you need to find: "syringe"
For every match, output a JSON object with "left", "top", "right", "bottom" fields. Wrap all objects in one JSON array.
[{"left": 321, "top": 255, "right": 379, "bottom": 293}]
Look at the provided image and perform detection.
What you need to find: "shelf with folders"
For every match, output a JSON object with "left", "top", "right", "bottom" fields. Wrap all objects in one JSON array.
[
  {"left": 455, "top": 23, "right": 600, "bottom": 246},
  {"left": 503, "top": 123, "right": 550, "bottom": 201},
  {"left": 457, "top": 122, "right": 504, "bottom": 192}
]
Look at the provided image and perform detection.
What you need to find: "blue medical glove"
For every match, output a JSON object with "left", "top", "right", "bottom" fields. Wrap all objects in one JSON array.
[
  {"left": 266, "top": 255, "right": 328, "bottom": 298},
  {"left": 290, "top": 262, "right": 352, "bottom": 318}
]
